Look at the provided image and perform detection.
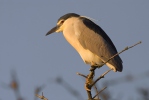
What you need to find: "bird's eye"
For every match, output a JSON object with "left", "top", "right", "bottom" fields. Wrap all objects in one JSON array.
[{"left": 60, "top": 20, "right": 64, "bottom": 24}]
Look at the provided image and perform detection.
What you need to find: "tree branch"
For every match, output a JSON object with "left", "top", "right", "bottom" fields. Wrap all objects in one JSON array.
[
  {"left": 91, "top": 69, "right": 112, "bottom": 87},
  {"left": 36, "top": 92, "right": 48, "bottom": 100},
  {"left": 100, "top": 41, "right": 142, "bottom": 67},
  {"left": 93, "top": 86, "right": 107, "bottom": 99}
]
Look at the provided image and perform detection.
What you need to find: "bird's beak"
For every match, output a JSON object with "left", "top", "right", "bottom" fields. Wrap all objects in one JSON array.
[{"left": 46, "top": 26, "right": 59, "bottom": 36}]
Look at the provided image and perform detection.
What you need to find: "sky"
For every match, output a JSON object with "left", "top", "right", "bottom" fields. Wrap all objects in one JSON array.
[{"left": 0, "top": 1, "right": 149, "bottom": 100}]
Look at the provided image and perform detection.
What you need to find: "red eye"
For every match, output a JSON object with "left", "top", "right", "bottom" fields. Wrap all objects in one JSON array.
[{"left": 60, "top": 20, "right": 64, "bottom": 24}]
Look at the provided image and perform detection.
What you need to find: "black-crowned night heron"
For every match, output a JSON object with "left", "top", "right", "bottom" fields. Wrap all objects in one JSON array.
[{"left": 46, "top": 13, "right": 123, "bottom": 72}]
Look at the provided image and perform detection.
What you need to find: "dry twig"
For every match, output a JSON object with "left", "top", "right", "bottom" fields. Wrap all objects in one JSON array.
[
  {"left": 36, "top": 92, "right": 48, "bottom": 100},
  {"left": 93, "top": 86, "right": 107, "bottom": 99},
  {"left": 100, "top": 41, "right": 142, "bottom": 67}
]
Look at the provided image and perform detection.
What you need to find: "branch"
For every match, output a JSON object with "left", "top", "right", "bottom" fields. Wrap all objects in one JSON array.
[
  {"left": 101, "top": 41, "right": 142, "bottom": 67},
  {"left": 94, "top": 85, "right": 100, "bottom": 100},
  {"left": 90, "top": 69, "right": 112, "bottom": 87},
  {"left": 76, "top": 72, "right": 87, "bottom": 78},
  {"left": 93, "top": 86, "right": 107, "bottom": 99},
  {"left": 36, "top": 92, "right": 48, "bottom": 100}
]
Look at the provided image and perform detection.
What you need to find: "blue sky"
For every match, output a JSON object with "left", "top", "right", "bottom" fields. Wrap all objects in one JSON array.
[{"left": 0, "top": 1, "right": 149, "bottom": 100}]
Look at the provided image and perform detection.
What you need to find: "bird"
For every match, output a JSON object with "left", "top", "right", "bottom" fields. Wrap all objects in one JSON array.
[{"left": 46, "top": 13, "right": 123, "bottom": 72}]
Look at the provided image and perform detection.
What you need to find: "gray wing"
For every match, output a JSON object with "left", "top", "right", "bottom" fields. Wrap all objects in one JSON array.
[{"left": 75, "top": 17, "right": 123, "bottom": 71}]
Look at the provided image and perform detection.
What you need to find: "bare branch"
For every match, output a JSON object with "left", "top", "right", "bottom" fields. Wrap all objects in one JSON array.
[
  {"left": 91, "top": 69, "right": 112, "bottom": 87},
  {"left": 101, "top": 41, "right": 142, "bottom": 67},
  {"left": 36, "top": 92, "right": 48, "bottom": 100},
  {"left": 93, "top": 86, "right": 107, "bottom": 99},
  {"left": 76, "top": 72, "right": 87, "bottom": 78},
  {"left": 94, "top": 85, "right": 100, "bottom": 100}
]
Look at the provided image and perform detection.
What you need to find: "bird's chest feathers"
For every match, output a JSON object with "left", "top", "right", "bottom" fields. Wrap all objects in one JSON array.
[
  {"left": 63, "top": 23, "right": 81, "bottom": 50},
  {"left": 62, "top": 23, "right": 102, "bottom": 66},
  {"left": 62, "top": 20, "right": 84, "bottom": 48}
]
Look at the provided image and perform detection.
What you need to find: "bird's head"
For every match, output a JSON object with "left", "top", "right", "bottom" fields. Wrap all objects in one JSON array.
[{"left": 46, "top": 13, "right": 80, "bottom": 36}]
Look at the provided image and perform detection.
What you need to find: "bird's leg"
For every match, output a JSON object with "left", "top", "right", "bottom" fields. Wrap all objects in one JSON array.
[
  {"left": 85, "top": 66, "right": 97, "bottom": 91},
  {"left": 85, "top": 66, "right": 97, "bottom": 100},
  {"left": 89, "top": 66, "right": 97, "bottom": 71}
]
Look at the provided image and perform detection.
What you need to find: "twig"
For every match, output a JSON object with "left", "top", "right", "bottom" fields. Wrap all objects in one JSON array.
[
  {"left": 76, "top": 72, "right": 87, "bottom": 78},
  {"left": 94, "top": 85, "right": 100, "bottom": 100},
  {"left": 93, "top": 86, "right": 107, "bottom": 99},
  {"left": 100, "top": 41, "right": 142, "bottom": 67},
  {"left": 34, "top": 85, "right": 46, "bottom": 100},
  {"left": 36, "top": 92, "right": 48, "bottom": 100},
  {"left": 91, "top": 69, "right": 112, "bottom": 87}
]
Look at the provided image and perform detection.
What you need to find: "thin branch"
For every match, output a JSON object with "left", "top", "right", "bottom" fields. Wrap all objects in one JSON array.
[
  {"left": 34, "top": 85, "right": 46, "bottom": 100},
  {"left": 94, "top": 85, "right": 100, "bottom": 100},
  {"left": 100, "top": 41, "right": 142, "bottom": 67},
  {"left": 93, "top": 86, "right": 107, "bottom": 99},
  {"left": 76, "top": 72, "right": 87, "bottom": 78},
  {"left": 36, "top": 92, "right": 48, "bottom": 100},
  {"left": 90, "top": 69, "right": 112, "bottom": 87}
]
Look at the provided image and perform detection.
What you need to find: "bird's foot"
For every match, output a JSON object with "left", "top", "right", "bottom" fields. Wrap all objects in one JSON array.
[{"left": 85, "top": 66, "right": 96, "bottom": 91}]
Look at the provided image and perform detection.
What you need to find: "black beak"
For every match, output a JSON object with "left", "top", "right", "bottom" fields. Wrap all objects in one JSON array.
[{"left": 46, "top": 26, "right": 59, "bottom": 36}]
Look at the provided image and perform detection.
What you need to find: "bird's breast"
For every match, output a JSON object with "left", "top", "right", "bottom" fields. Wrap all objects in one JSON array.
[{"left": 63, "top": 29, "right": 103, "bottom": 66}]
